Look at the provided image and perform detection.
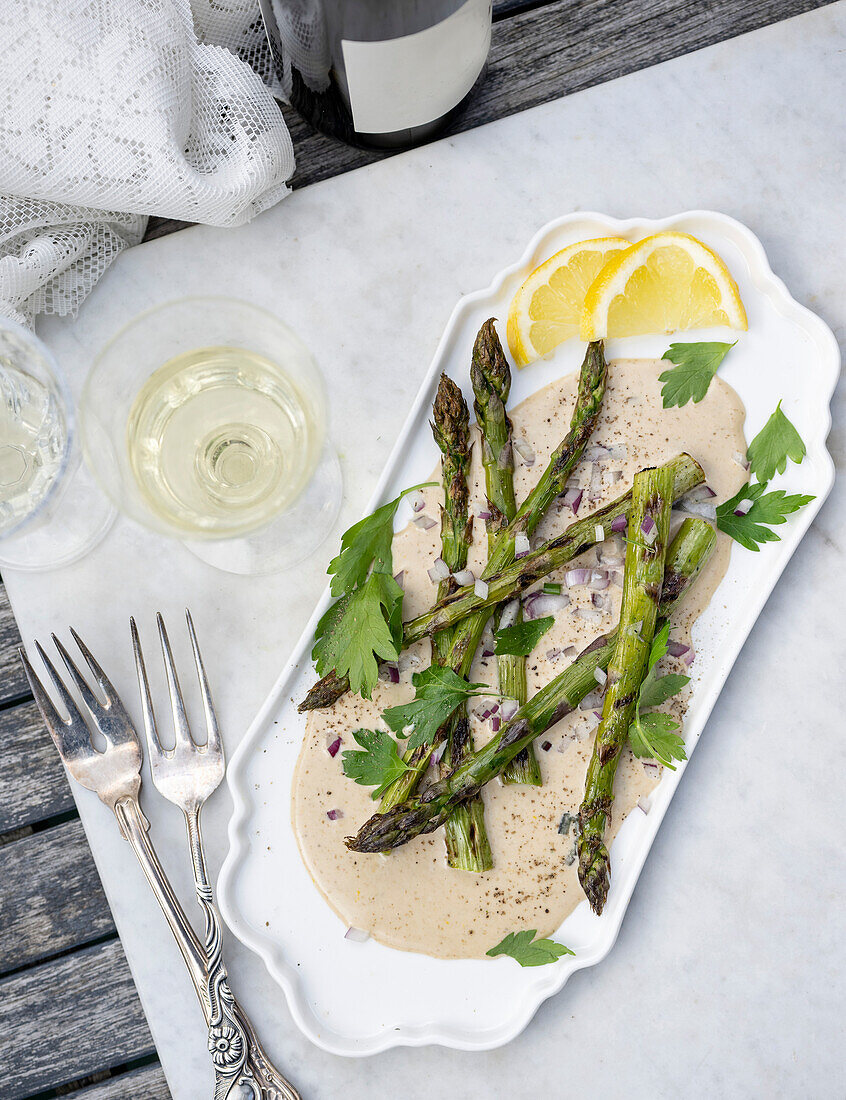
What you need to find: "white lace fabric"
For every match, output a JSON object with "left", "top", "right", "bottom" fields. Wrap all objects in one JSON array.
[{"left": 0, "top": 0, "right": 293, "bottom": 326}]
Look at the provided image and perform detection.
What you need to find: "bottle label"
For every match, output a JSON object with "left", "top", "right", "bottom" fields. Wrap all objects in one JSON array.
[{"left": 341, "top": 0, "right": 491, "bottom": 134}]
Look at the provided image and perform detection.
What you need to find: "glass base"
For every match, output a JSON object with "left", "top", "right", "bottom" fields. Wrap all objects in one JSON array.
[
  {"left": 0, "top": 459, "right": 117, "bottom": 572},
  {"left": 181, "top": 443, "right": 343, "bottom": 576}
]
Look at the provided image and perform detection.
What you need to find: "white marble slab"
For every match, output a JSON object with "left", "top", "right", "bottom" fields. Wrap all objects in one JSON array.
[{"left": 8, "top": 5, "right": 845, "bottom": 1097}]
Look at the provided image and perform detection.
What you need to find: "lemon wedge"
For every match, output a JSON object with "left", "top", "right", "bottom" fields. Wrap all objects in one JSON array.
[
  {"left": 581, "top": 231, "right": 747, "bottom": 340},
  {"left": 506, "top": 237, "right": 630, "bottom": 366}
]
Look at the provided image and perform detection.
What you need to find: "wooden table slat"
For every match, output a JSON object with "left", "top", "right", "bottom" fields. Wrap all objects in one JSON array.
[
  {"left": 0, "top": 818, "right": 114, "bottom": 974},
  {"left": 0, "top": 583, "right": 28, "bottom": 704},
  {"left": 0, "top": 939, "right": 155, "bottom": 1098},
  {"left": 0, "top": 699, "right": 75, "bottom": 834},
  {"left": 63, "top": 1063, "right": 172, "bottom": 1100}
]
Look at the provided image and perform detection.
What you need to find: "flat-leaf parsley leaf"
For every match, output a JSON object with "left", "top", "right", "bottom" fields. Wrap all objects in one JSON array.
[
  {"left": 746, "top": 401, "right": 806, "bottom": 484},
  {"left": 716, "top": 481, "right": 815, "bottom": 552},
  {"left": 487, "top": 929, "right": 575, "bottom": 967},
  {"left": 341, "top": 729, "right": 410, "bottom": 799},
  {"left": 494, "top": 616, "right": 554, "bottom": 657},
  {"left": 628, "top": 622, "right": 689, "bottom": 768},
  {"left": 658, "top": 341, "right": 736, "bottom": 408},
  {"left": 312, "top": 572, "right": 403, "bottom": 699},
  {"left": 383, "top": 664, "right": 491, "bottom": 751}
]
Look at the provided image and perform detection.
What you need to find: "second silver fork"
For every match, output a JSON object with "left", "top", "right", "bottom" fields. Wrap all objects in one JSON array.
[{"left": 131, "top": 611, "right": 298, "bottom": 1100}]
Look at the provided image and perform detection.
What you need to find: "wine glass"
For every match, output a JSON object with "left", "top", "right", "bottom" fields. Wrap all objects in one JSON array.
[
  {"left": 0, "top": 315, "right": 115, "bottom": 571},
  {"left": 78, "top": 297, "right": 342, "bottom": 575}
]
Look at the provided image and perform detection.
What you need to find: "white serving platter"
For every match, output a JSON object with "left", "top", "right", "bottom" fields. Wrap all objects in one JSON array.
[{"left": 217, "top": 211, "right": 838, "bottom": 1057}]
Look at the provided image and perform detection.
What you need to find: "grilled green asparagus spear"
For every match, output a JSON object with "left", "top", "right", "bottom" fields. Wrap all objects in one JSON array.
[
  {"left": 300, "top": 340, "right": 611, "bottom": 713},
  {"left": 430, "top": 373, "right": 492, "bottom": 871},
  {"left": 414, "top": 453, "right": 703, "bottom": 652},
  {"left": 472, "top": 320, "right": 538, "bottom": 785},
  {"left": 346, "top": 518, "right": 715, "bottom": 854},
  {"left": 577, "top": 465, "right": 674, "bottom": 915}
]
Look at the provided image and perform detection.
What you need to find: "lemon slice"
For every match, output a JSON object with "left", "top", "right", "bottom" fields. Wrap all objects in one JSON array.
[
  {"left": 506, "top": 237, "right": 630, "bottom": 366},
  {"left": 581, "top": 231, "right": 747, "bottom": 340}
]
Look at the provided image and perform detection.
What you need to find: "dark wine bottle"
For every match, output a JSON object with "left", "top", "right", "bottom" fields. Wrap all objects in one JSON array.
[{"left": 259, "top": 0, "right": 492, "bottom": 149}]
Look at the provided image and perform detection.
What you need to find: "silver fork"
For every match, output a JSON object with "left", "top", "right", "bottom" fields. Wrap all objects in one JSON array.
[
  {"left": 20, "top": 622, "right": 300, "bottom": 1100},
  {"left": 131, "top": 612, "right": 299, "bottom": 1100}
]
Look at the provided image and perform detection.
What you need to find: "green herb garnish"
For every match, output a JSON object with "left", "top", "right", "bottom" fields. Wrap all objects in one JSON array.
[
  {"left": 658, "top": 341, "right": 736, "bottom": 408},
  {"left": 487, "top": 930, "right": 575, "bottom": 967},
  {"left": 716, "top": 482, "right": 815, "bottom": 552},
  {"left": 628, "top": 622, "right": 689, "bottom": 769},
  {"left": 494, "top": 616, "right": 554, "bottom": 657},
  {"left": 746, "top": 401, "right": 806, "bottom": 484},
  {"left": 383, "top": 664, "right": 491, "bottom": 751},
  {"left": 341, "top": 729, "right": 410, "bottom": 799}
]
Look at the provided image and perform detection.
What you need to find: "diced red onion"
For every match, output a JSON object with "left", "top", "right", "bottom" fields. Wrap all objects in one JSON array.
[
  {"left": 326, "top": 808, "right": 343, "bottom": 821},
  {"left": 474, "top": 578, "right": 489, "bottom": 600},
  {"left": 585, "top": 444, "right": 610, "bottom": 461},
  {"left": 414, "top": 514, "right": 437, "bottom": 530},
  {"left": 500, "top": 698, "right": 519, "bottom": 721},
  {"left": 482, "top": 647, "right": 494, "bottom": 658},
  {"left": 477, "top": 510, "right": 491, "bottom": 521},
  {"left": 452, "top": 567, "right": 475, "bottom": 586},
  {"left": 589, "top": 569, "right": 609, "bottom": 590},
  {"left": 734, "top": 498, "right": 754, "bottom": 517},
  {"left": 513, "top": 438, "right": 536, "bottom": 466},
  {"left": 428, "top": 557, "right": 450, "bottom": 583},
  {"left": 611, "top": 514, "right": 627, "bottom": 533},
  {"left": 386, "top": 663, "right": 399, "bottom": 684},
  {"left": 430, "top": 742, "right": 447, "bottom": 766},
  {"left": 524, "top": 592, "right": 570, "bottom": 619},
  {"left": 499, "top": 599, "right": 520, "bottom": 629},
  {"left": 593, "top": 710, "right": 602, "bottom": 720},
  {"left": 686, "top": 484, "right": 717, "bottom": 502},
  {"left": 593, "top": 666, "right": 607, "bottom": 686},
  {"left": 576, "top": 606, "right": 603, "bottom": 624},
  {"left": 642, "top": 761, "right": 661, "bottom": 780},
  {"left": 667, "top": 640, "right": 690, "bottom": 658},
  {"left": 410, "top": 490, "right": 426, "bottom": 513},
  {"left": 581, "top": 689, "right": 604, "bottom": 709},
  {"left": 637, "top": 796, "right": 651, "bottom": 814},
  {"left": 679, "top": 497, "right": 717, "bottom": 520},
  {"left": 682, "top": 646, "right": 695, "bottom": 667},
  {"left": 598, "top": 544, "right": 624, "bottom": 566},
  {"left": 607, "top": 443, "right": 628, "bottom": 461},
  {"left": 588, "top": 463, "right": 603, "bottom": 501},
  {"left": 514, "top": 532, "right": 531, "bottom": 558},
  {"left": 541, "top": 740, "right": 552, "bottom": 752},
  {"left": 561, "top": 487, "right": 583, "bottom": 514},
  {"left": 344, "top": 926, "right": 369, "bottom": 943},
  {"left": 564, "top": 567, "right": 591, "bottom": 587},
  {"left": 489, "top": 703, "right": 500, "bottom": 715},
  {"left": 393, "top": 570, "right": 405, "bottom": 588},
  {"left": 546, "top": 647, "right": 562, "bottom": 661},
  {"left": 499, "top": 442, "right": 512, "bottom": 467},
  {"left": 327, "top": 736, "right": 342, "bottom": 758},
  {"left": 563, "top": 645, "right": 577, "bottom": 658},
  {"left": 592, "top": 592, "right": 612, "bottom": 613},
  {"left": 491, "top": 716, "right": 501, "bottom": 732},
  {"left": 640, "top": 515, "right": 657, "bottom": 545},
  {"left": 611, "top": 469, "right": 624, "bottom": 483},
  {"left": 733, "top": 450, "right": 751, "bottom": 470}
]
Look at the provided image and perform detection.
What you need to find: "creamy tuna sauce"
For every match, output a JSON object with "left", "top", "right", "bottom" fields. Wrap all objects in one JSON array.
[{"left": 292, "top": 359, "right": 747, "bottom": 959}]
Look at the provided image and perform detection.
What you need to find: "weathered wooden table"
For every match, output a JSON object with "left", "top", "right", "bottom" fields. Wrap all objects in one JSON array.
[{"left": 0, "top": 1, "right": 832, "bottom": 1095}]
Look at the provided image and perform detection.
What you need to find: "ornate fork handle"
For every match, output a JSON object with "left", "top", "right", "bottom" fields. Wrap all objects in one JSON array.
[
  {"left": 117, "top": 798, "right": 299, "bottom": 1099},
  {"left": 187, "top": 808, "right": 301, "bottom": 1100}
]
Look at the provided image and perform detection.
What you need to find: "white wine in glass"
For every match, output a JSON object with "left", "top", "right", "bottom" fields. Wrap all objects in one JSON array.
[
  {"left": 0, "top": 316, "right": 115, "bottom": 572},
  {"left": 81, "top": 298, "right": 342, "bottom": 575}
]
